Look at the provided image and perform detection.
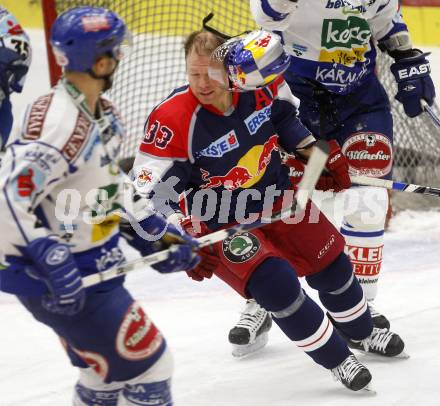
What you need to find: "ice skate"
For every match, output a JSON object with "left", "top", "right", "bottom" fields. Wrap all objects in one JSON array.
[
  {"left": 368, "top": 302, "right": 391, "bottom": 330},
  {"left": 228, "top": 299, "right": 272, "bottom": 358},
  {"left": 327, "top": 312, "right": 407, "bottom": 358},
  {"left": 331, "top": 354, "right": 374, "bottom": 392},
  {"left": 346, "top": 327, "right": 407, "bottom": 358}
]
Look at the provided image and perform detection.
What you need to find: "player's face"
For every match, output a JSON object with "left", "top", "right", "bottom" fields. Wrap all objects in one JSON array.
[
  {"left": 186, "top": 51, "right": 228, "bottom": 105},
  {"left": 93, "top": 55, "right": 119, "bottom": 90}
]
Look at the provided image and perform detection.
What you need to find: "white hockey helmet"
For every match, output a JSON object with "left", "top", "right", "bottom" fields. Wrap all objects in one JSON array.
[{"left": 208, "top": 29, "right": 290, "bottom": 91}]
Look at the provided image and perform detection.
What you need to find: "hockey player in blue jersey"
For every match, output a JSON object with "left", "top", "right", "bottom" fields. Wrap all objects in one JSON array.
[
  {"left": 0, "top": 7, "right": 200, "bottom": 405},
  {"left": 132, "top": 29, "right": 407, "bottom": 393},
  {"left": 0, "top": 6, "right": 31, "bottom": 149},
  {"left": 247, "top": 0, "right": 436, "bottom": 335}
]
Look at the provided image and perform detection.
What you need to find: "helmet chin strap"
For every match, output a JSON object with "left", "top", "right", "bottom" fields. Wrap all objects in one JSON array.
[{"left": 87, "top": 59, "right": 119, "bottom": 92}]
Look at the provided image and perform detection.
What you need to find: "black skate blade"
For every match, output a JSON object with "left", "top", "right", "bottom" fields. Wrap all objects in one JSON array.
[{"left": 231, "top": 332, "right": 268, "bottom": 358}]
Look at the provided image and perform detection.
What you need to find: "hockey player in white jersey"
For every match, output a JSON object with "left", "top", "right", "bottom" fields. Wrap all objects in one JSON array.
[
  {"left": 0, "top": 6, "right": 201, "bottom": 405},
  {"left": 230, "top": 0, "right": 437, "bottom": 351}
]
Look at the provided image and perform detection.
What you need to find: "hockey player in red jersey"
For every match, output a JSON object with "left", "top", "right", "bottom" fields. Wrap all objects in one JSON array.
[
  {"left": 0, "top": 7, "right": 200, "bottom": 405},
  {"left": 132, "top": 29, "right": 407, "bottom": 393}
]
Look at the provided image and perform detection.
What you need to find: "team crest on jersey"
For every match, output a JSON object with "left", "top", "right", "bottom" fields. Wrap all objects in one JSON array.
[
  {"left": 342, "top": 132, "right": 392, "bottom": 177},
  {"left": 222, "top": 232, "right": 260, "bottom": 263},
  {"left": 136, "top": 168, "right": 153, "bottom": 187},
  {"left": 116, "top": 302, "right": 163, "bottom": 361}
]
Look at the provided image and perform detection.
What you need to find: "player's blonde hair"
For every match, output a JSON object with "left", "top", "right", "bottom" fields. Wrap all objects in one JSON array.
[{"left": 184, "top": 30, "right": 225, "bottom": 59}]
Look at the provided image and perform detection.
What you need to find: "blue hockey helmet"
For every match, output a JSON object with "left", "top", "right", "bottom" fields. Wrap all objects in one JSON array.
[
  {"left": 0, "top": 8, "right": 32, "bottom": 94},
  {"left": 50, "top": 6, "right": 130, "bottom": 72},
  {"left": 209, "top": 30, "right": 290, "bottom": 91}
]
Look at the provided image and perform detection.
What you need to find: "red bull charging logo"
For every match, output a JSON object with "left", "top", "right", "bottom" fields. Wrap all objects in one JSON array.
[{"left": 200, "top": 135, "right": 279, "bottom": 190}]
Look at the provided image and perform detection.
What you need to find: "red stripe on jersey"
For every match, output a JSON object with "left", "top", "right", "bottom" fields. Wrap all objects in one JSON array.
[{"left": 140, "top": 86, "right": 198, "bottom": 160}]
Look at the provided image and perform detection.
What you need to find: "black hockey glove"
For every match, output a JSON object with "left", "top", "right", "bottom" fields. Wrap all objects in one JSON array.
[{"left": 390, "top": 49, "right": 435, "bottom": 118}]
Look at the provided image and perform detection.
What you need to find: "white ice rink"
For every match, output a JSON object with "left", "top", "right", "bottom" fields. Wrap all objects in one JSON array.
[{"left": 1, "top": 30, "right": 440, "bottom": 406}]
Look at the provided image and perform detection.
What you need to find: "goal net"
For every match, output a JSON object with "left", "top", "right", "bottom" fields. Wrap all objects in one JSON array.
[{"left": 42, "top": 0, "right": 440, "bottom": 210}]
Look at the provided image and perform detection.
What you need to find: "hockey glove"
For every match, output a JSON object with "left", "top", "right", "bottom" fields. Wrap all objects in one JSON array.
[
  {"left": 180, "top": 216, "right": 221, "bottom": 282},
  {"left": 284, "top": 140, "right": 351, "bottom": 192},
  {"left": 283, "top": 154, "right": 306, "bottom": 187},
  {"left": 120, "top": 213, "right": 201, "bottom": 274},
  {"left": 0, "top": 47, "right": 30, "bottom": 96},
  {"left": 26, "top": 237, "right": 85, "bottom": 316},
  {"left": 323, "top": 140, "right": 351, "bottom": 190},
  {"left": 390, "top": 50, "right": 435, "bottom": 118}
]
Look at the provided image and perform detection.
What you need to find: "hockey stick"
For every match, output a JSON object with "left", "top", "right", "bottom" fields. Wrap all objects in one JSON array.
[
  {"left": 351, "top": 175, "right": 440, "bottom": 197},
  {"left": 421, "top": 99, "right": 440, "bottom": 128},
  {"left": 82, "top": 140, "right": 330, "bottom": 288}
]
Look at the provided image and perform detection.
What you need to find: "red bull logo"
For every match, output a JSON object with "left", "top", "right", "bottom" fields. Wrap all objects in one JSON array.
[
  {"left": 199, "top": 134, "right": 279, "bottom": 190},
  {"left": 256, "top": 134, "right": 279, "bottom": 175},
  {"left": 136, "top": 168, "right": 153, "bottom": 187},
  {"left": 254, "top": 34, "right": 272, "bottom": 48},
  {"left": 200, "top": 167, "right": 253, "bottom": 190}
]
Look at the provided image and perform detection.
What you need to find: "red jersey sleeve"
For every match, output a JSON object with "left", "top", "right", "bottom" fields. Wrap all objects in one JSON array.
[{"left": 133, "top": 88, "right": 197, "bottom": 217}]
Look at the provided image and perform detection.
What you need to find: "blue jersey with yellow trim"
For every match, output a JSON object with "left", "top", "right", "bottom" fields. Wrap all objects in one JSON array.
[{"left": 133, "top": 77, "right": 314, "bottom": 230}]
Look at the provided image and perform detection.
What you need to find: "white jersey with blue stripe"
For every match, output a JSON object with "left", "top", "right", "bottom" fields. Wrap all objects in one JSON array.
[
  {"left": 0, "top": 81, "right": 125, "bottom": 263},
  {"left": 250, "top": 0, "right": 409, "bottom": 94}
]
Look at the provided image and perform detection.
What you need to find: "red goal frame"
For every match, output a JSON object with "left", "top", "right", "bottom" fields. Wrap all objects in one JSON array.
[{"left": 41, "top": 0, "right": 62, "bottom": 87}]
